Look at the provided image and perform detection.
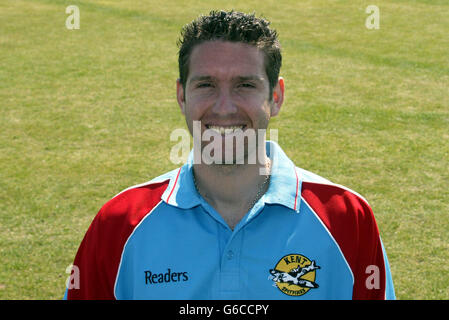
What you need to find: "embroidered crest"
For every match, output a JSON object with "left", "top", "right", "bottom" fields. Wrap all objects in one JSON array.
[{"left": 269, "top": 253, "right": 320, "bottom": 296}]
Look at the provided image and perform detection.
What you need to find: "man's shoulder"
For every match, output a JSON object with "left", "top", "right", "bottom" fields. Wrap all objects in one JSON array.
[
  {"left": 297, "top": 166, "right": 381, "bottom": 254},
  {"left": 111, "top": 168, "right": 179, "bottom": 200},
  {"left": 296, "top": 167, "right": 375, "bottom": 228},
  {"left": 297, "top": 167, "right": 370, "bottom": 208},
  {"left": 95, "top": 168, "right": 179, "bottom": 227}
]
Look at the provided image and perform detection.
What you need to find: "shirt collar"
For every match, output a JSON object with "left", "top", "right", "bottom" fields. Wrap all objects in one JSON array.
[
  {"left": 263, "top": 141, "right": 301, "bottom": 212},
  {"left": 161, "top": 152, "right": 202, "bottom": 209},
  {"left": 161, "top": 141, "right": 301, "bottom": 213}
]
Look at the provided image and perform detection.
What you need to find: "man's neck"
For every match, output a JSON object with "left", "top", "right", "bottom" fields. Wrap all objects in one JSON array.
[{"left": 192, "top": 153, "right": 271, "bottom": 229}]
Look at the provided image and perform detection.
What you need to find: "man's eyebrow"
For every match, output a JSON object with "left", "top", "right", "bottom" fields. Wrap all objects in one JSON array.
[
  {"left": 236, "top": 75, "right": 265, "bottom": 82},
  {"left": 189, "top": 75, "right": 213, "bottom": 83},
  {"left": 188, "top": 75, "right": 265, "bottom": 83}
]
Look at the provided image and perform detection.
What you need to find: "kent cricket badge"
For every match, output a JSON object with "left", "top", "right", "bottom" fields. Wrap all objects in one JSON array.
[{"left": 269, "top": 253, "right": 320, "bottom": 296}]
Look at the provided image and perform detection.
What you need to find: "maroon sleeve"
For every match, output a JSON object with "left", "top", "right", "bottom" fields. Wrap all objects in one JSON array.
[
  {"left": 302, "top": 182, "right": 387, "bottom": 300},
  {"left": 66, "top": 181, "right": 169, "bottom": 300}
]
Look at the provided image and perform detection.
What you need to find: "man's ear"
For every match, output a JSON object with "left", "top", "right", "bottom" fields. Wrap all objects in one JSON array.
[
  {"left": 176, "top": 79, "right": 186, "bottom": 115},
  {"left": 270, "top": 77, "right": 285, "bottom": 117}
]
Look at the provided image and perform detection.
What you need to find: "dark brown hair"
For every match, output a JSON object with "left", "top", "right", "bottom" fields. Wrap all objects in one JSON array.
[{"left": 177, "top": 10, "right": 282, "bottom": 96}]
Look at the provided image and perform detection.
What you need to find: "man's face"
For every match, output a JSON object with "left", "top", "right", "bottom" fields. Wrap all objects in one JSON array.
[{"left": 177, "top": 40, "right": 284, "bottom": 164}]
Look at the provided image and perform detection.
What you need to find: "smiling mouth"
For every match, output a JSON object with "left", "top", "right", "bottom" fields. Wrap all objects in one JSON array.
[{"left": 205, "top": 124, "right": 247, "bottom": 135}]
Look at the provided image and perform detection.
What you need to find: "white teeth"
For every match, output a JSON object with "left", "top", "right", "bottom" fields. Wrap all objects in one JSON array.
[{"left": 208, "top": 125, "right": 245, "bottom": 135}]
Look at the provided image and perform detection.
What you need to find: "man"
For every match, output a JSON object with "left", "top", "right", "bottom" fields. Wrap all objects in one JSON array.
[{"left": 65, "top": 10, "right": 395, "bottom": 300}]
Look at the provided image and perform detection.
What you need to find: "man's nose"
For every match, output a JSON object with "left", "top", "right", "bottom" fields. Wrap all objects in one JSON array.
[{"left": 212, "top": 89, "right": 237, "bottom": 115}]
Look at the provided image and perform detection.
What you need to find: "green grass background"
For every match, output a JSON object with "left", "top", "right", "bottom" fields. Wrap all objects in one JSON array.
[{"left": 1, "top": 0, "right": 448, "bottom": 299}]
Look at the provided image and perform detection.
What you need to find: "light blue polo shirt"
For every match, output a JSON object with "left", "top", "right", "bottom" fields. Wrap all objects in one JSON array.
[{"left": 65, "top": 141, "right": 395, "bottom": 299}]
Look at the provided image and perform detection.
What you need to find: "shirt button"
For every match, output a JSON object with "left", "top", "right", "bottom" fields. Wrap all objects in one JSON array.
[{"left": 227, "top": 250, "right": 234, "bottom": 260}]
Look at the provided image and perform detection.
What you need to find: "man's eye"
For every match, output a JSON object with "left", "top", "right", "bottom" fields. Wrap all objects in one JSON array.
[
  {"left": 238, "top": 83, "right": 256, "bottom": 88},
  {"left": 197, "top": 83, "right": 213, "bottom": 88}
]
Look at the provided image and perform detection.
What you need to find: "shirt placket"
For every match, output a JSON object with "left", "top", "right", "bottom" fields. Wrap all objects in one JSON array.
[
  {"left": 198, "top": 196, "right": 266, "bottom": 299},
  {"left": 218, "top": 229, "right": 243, "bottom": 299}
]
